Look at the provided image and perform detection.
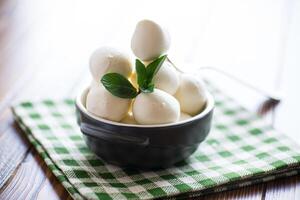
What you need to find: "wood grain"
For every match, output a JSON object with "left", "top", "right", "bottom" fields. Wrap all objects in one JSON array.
[
  {"left": 0, "top": 124, "right": 29, "bottom": 188},
  {"left": 0, "top": 148, "right": 71, "bottom": 200},
  {"left": 264, "top": 176, "right": 300, "bottom": 200},
  {"left": 0, "top": 0, "right": 86, "bottom": 196},
  {"left": 202, "top": 184, "right": 264, "bottom": 200},
  {"left": 0, "top": 150, "right": 45, "bottom": 200}
]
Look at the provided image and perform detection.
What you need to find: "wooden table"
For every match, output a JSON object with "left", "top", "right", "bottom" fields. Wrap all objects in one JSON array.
[{"left": 0, "top": 0, "right": 299, "bottom": 199}]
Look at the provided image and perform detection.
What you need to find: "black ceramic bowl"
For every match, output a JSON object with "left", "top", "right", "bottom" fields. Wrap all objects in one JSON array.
[{"left": 76, "top": 88, "right": 214, "bottom": 169}]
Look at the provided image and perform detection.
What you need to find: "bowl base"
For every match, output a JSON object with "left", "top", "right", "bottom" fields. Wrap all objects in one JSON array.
[{"left": 84, "top": 135, "right": 199, "bottom": 169}]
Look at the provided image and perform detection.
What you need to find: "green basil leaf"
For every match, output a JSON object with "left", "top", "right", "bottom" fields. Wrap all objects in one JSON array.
[
  {"left": 135, "top": 59, "right": 147, "bottom": 88},
  {"left": 140, "top": 83, "right": 154, "bottom": 93},
  {"left": 101, "top": 73, "right": 138, "bottom": 99},
  {"left": 146, "top": 55, "right": 167, "bottom": 82}
]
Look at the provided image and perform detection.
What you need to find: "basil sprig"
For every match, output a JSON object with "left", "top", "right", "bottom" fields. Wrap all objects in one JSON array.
[
  {"left": 101, "top": 55, "right": 167, "bottom": 98},
  {"left": 101, "top": 73, "right": 138, "bottom": 98},
  {"left": 136, "top": 55, "right": 167, "bottom": 93}
]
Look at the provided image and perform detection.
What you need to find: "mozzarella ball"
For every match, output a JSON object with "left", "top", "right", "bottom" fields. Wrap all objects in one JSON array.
[
  {"left": 133, "top": 89, "right": 180, "bottom": 125},
  {"left": 175, "top": 74, "right": 207, "bottom": 116},
  {"left": 129, "top": 72, "right": 138, "bottom": 89},
  {"left": 131, "top": 20, "right": 170, "bottom": 61},
  {"left": 152, "top": 61, "right": 179, "bottom": 95},
  {"left": 180, "top": 112, "right": 192, "bottom": 121},
  {"left": 89, "top": 47, "right": 132, "bottom": 81},
  {"left": 120, "top": 113, "right": 137, "bottom": 124},
  {"left": 86, "top": 85, "right": 131, "bottom": 122},
  {"left": 90, "top": 80, "right": 99, "bottom": 88}
]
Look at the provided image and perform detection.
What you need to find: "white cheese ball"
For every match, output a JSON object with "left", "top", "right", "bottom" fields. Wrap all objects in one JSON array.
[
  {"left": 89, "top": 47, "right": 132, "bottom": 81},
  {"left": 86, "top": 84, "right": 131, "bottom": 122},
  {"left": 180, "top": 112, "right": 192, "bottom": 121},
  {"left": 90, "top": 80, "right": 99, "bottom": 88},
  {"left": 131, "top": 20, "right": 170, "bottom": 61},
  {"left": 175, "top": 74, "right": 207, "bottom": 116},
  {"left": 152, "top": 61, "right": 179, "bottom": 95},
  {"left": 129, "top": 72, "right": 138, "bottom": 89},
  {"left": 133, "top": 89, "right": 180, "bottom": 125},
  {"left": 120, "top": 113, "right": 137, "bottom": 124}
]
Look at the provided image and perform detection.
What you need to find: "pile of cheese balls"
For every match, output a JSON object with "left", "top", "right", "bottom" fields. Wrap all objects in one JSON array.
[{"left": 86, "top": 19, "right": 207, "bottom": 125}]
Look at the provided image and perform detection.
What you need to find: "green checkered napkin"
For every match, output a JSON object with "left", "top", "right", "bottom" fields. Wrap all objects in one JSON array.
[{"left": 12, "top": 83, "right": 300, "bottom": 200}]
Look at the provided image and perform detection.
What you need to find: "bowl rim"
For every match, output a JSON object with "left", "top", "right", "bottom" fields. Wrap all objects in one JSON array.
[{"left": 76, "top": 87, "right": 214, "bottom": 128}]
